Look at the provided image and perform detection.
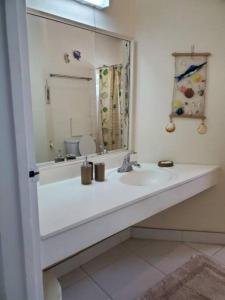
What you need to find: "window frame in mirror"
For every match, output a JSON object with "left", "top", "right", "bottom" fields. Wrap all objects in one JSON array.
[{"left": 27, "top": 8, "right": 135, "bottom": 169}]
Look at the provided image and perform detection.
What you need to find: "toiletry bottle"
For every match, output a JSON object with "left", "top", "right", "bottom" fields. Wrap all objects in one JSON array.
[
  {"left": 94, "top": 163, "right": 105, "bottom": 182},
  {"left": 81, "top": 156, "right": 92, "bottom": 185},
  {"left": 87, "top": 161, "right": 93, "bottom": 180}
]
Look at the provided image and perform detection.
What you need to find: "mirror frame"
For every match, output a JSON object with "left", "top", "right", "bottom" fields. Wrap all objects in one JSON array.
[{"left": 27, "top": 8, "right": 135, "bottom": 169}]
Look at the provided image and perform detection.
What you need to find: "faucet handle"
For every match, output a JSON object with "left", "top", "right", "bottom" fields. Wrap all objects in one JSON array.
[
  {"left": 130, "top": 150, "right": 137, "bottom": 155},
  {"left": 132, "top": 161, "right": 141, "bottom": 167},
  {"left": 99, "top": 144, "right": 108, "bottom": 155}
]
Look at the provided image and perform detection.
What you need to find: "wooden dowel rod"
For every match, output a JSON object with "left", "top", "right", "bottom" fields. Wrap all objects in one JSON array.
[{"left": 170, "top": 114, "right": 206, "bottom": 120}]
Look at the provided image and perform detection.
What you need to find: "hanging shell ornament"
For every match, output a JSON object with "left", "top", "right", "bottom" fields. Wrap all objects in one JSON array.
[
  {"left": 64, "top": 53, "right": 70, "bottom": 63},
  {"left": 184, "top": 88, "right": 195, "bottom": 99},
  {"left": 165, "top": 116, "right": 176, "bottom": 133},
  {"left": 197, "top": 119, "right": 207, "bottom": 134},
  {"left": 191, "top": 73, "right": 202, "bottom": 83},
  {"left": 173, "top": 99, "right": 183, "bottom": 108}
]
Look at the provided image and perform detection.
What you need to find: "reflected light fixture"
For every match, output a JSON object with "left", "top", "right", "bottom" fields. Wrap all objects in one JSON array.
[{"left": 75, "top": 0, "right": 110, "bottom": 9}]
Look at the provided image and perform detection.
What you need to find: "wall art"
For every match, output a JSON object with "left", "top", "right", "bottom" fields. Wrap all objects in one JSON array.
[{"left": 166, "top": 51, "right": 211, "bottom": 134}]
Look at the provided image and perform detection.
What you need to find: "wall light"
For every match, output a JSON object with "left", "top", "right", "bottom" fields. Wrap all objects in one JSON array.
[{"left": 75, "top": 0, "right": 110, "bottom": 9}]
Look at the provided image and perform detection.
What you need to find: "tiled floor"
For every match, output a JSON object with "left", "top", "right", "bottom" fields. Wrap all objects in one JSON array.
[{"left": 59, "top": 239, "right": 225, "bottom": 300}]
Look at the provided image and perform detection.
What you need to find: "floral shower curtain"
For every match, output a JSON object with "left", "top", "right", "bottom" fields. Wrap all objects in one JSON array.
[{"left": 98, "top": 64, "right": 129, "bottom": 151}]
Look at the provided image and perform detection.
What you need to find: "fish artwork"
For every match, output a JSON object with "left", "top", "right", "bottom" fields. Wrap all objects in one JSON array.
[
  {"left": 175, "top": 62, "right": 207, "bottom": 82},
  {"left": 166, "top": 52, "right": 210, "bottom": 134}
]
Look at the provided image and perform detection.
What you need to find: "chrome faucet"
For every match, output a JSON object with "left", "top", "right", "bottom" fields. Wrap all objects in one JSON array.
[
  {"left": 118, "top": 151, "right": 141, "bottom": 173},
  {"left": 98, "top": 144, "right": 108, "bottom": 155}
]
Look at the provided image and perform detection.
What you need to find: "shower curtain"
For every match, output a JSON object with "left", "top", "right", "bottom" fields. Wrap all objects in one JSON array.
[{"left": 98, "top": 64, "right": 129, "bottom": 151}]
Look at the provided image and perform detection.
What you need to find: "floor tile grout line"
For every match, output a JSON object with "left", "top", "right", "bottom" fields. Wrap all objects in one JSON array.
[
  {"left": 80, "top": 265, "right": 114, "bottom": 300},
  {"left": 211, "top": 246, "right": 225, "bottom": 257},
  {"left": 183, "top": 243, "right": 206, "bottom": 256},
  {"left": 185, "top": 242, "right": 224, "bottom": 257},
  {"left": 119, "top": 242, "right": 167, "bottom": 276}
]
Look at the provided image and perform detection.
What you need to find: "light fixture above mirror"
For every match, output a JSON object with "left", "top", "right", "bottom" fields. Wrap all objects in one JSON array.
[{"left": 74, "top": 0, "right": 110, "bottom": 9}]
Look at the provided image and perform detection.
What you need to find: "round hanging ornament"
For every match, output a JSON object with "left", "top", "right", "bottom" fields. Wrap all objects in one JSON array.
[
  {"left": 197, "top": 119, "right": 207, "bottom": 134},
  {"left": 165, "top": 116, "right": 176, "bottom": 133}
]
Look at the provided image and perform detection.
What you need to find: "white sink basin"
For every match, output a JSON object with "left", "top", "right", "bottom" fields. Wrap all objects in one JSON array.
[{"left": 119, "top": 164, "right": 174, "bottom": 186}]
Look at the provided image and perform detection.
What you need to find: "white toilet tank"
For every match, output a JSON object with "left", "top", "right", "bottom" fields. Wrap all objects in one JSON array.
[{"left": 64, "top": 138, "right": 81, "bottom": 157}]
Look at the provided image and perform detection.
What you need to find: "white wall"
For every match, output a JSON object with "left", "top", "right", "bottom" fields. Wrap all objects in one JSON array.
[
  {"left": 95, "top": 33, "right": 124, "bottom": 67},
  {"left": 134, "top": 0, "right": 225, "bottom": 232}
]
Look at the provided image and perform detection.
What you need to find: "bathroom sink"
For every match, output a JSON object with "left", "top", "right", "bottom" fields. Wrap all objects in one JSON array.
[{"left": 119, "top": 164, "right": 173, "bottom": 186}]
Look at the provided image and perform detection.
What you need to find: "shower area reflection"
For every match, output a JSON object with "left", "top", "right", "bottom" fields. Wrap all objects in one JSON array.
[{"left": 96, "top": 42, "right": 130, "bottom": 152}]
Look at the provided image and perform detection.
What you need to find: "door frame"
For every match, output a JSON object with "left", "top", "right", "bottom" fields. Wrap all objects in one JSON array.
[{"left": 1, "top": 0, "right": 43, "bottom": 299}]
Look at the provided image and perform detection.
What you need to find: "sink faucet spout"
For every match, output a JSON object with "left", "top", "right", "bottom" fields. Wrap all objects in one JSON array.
[{"left": 118, "top": 152, "right": 141, "bottom": 173}]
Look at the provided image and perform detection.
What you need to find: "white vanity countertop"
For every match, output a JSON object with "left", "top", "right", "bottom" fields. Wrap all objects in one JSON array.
[{"left": 38, "top": 163, "right": 219, "bottom": 239}]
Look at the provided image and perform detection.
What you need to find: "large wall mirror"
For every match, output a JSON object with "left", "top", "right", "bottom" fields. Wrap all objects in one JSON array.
[{"left": 27, "top": 12, "right": 131, "bottom": 164}]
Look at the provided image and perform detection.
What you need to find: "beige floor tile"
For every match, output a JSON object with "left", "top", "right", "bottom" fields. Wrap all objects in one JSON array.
[
  {"left": 60, "top": 239, "right": 225, "bottom": 300},
  {"left": 90, "top": 253, "right": 164, "bottom": 300},
  {"left": 153, "top": 244, "right": 199, "bottom": 274},
  {"left": 59, "top": 268, "right": 87, "bottom": 289},
  {"left": 82, "top": 244, "right": 129, "bottom": 275},
  {"left": 213, "top": 247, "right": 225, "bottom": 266},
  {"left": 123, "top": 239, "right": 182, "bottom": 267},
  {"left": 121, "top": 237, "right": 156, "bottom": 253},
  {"left": 62, "top": 276, "right": 110, "bottom": 300}
]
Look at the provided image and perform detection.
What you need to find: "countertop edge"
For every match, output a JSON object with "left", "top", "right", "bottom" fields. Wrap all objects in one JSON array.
[{"left": 40, "top": 165, "right": 219, "bottom": 240}]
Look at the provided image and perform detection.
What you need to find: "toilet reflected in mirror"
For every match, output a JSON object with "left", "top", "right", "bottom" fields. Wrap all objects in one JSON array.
[
  {"left": 64, "top": 138, "right": 81, "bottom": 157},
  {"left": 64, "top": 135, "right": 96, "bottom": 158}
]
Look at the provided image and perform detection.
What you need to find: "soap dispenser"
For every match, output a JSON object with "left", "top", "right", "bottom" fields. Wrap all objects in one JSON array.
[{"left": 81, "top": 156, "right": 92, "bottom": 185}]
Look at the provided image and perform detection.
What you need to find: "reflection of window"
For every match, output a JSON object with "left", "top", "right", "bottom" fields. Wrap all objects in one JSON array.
[{"left": 75, "top": 0, "right": 110, "bottom": 9}]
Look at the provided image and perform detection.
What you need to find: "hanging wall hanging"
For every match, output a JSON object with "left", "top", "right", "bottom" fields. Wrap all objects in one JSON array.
[{"left": 166, "top": 48, "right": 211, "bottom": 134}]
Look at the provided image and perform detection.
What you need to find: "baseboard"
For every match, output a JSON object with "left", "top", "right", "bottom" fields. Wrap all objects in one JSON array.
[
  {"left": 131, "top": 227, "right": 225, "bottom": 245},
  {"left": 49, "top": 228, "right": 131, "bottom": 278}
]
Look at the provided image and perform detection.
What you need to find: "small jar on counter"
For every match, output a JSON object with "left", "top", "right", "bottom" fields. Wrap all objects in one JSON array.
[{"left": 94, "top": 163, "right": 105, "bottom": 182}]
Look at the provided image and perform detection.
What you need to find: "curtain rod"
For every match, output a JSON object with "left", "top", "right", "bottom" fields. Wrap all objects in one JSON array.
[
  {"left": 96, "top": 63, "right": 123, "bottom": 70},
  {"left": 50, "top": 73, "right": 92, "bottom": 81}
]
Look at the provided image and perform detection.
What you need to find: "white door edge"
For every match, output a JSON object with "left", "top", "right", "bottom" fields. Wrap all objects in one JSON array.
[{"left": 3, "top": 0, "right": 43, "bottom": 299}]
